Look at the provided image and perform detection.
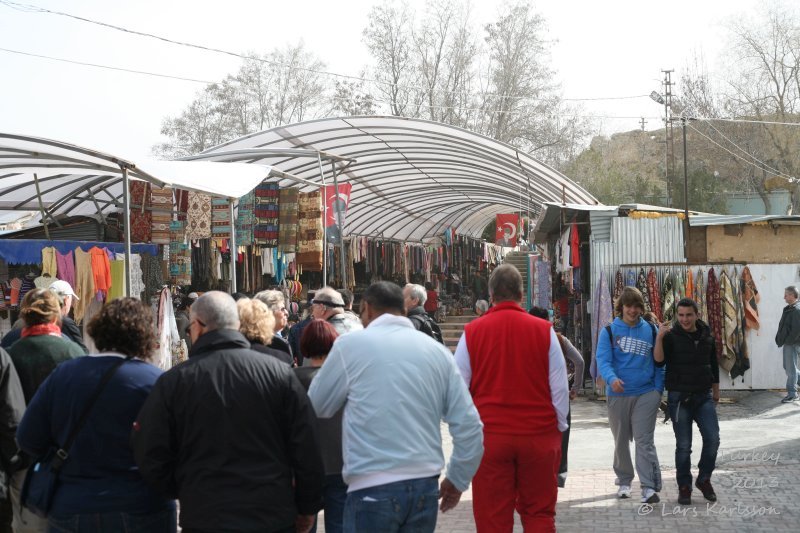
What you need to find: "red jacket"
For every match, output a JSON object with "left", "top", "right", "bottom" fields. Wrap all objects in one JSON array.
[
  {"left": 464, "top": 301, "right": 557, "bottom": 435},
  {"left": 424, "top": 290, "right": 438, "bottom": 312}
]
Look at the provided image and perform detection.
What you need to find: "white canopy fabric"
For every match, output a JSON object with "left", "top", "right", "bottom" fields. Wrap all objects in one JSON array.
[
  {"left": 191, "top": 116, "right": 599, "bottom": 243},
  {"left": 0, "top": 133, "right": 274, "bottom": 222}
]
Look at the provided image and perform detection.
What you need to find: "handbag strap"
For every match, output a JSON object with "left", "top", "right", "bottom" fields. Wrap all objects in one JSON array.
[{"left": 50, "top": 356, "right": 131, "bottom": 471}]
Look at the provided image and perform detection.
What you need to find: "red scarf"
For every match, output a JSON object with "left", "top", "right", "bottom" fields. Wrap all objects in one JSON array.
[{"left": 21, "top": 323, "right": 62, "bottom": 338}]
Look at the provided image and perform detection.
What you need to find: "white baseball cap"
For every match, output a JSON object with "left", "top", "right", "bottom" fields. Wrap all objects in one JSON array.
[{"left": 49, "top": 280, "right": 80, "bottom": 300}]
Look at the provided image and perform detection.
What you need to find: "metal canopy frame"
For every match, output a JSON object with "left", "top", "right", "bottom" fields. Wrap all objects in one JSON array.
[{"left": 197, "top": 116, "right": 598, "bottom": 243}]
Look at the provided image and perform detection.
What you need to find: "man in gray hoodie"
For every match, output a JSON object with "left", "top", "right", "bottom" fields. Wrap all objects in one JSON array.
[{"left": 775, "top": 285, "right": 800, "bottom": 403}]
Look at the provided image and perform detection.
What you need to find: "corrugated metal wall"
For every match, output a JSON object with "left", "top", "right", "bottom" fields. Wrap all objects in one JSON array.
[{"left": 590, "top": 216, "right": 685, "bottom": 299}]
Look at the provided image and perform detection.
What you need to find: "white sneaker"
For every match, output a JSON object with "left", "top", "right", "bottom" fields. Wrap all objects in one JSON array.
[
  {"left": 617, "top": 485, "right": 632, "bottom": 499},
  {"left": 641, "top": 488, "right": 660, "bottom": 504}
]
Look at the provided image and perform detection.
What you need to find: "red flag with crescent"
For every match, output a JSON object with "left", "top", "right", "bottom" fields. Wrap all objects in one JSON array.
[
  {"left": 495, "top": 214, "right": 520, "bottom": 247},
  {"left": 323, "top": 184, "right": 352, "bottom": 228}
]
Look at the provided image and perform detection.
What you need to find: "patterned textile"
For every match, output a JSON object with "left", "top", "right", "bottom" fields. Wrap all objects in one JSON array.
[
  {"left": 278, "top": 187, "right": 299, "bottom": 252},
  {"left": 185, "top": 192, "right": 212, "bottom": 240},
  {"left": 694, "top": 268, "right": 706, "bottom": 322},
  {"left": 613, "top": 270, "right": 624, "bottom": 311},
  {"left": 731, "top": 267, "right": 750, "bottom": 380},
  {"left": 741, "top": 266, "right": 760, "bottom": 331},
  {"left": 169, "top": 221, "right": 192, "bottom": 286},
  {"left": 636, "top": 268, "right": 651, "bottom": 313},
  {"left": 129, "top": 181, "right": 151, "bottom": 243},
  {"left": 536, "top": 260, "right": 551, "bottom": 309},
  {"left": 296, "top": 190, "right": 323, "bottom": 270},
  {"left": 212, "top": 197, "right": 231, "bottom": 239},
  {"left": 254, "top": 183, "right": 280, "bottom": 246},
  {"left": 140, "top": 253, "right": 164, "bottom": 305},
  {"left": 686, "top": 269, "right": 694, "bottom": 304},
  {"left": 235, "top": 191, "right": 255, "bottom": 246},
  {"left": 591, "top": 270, "right": 614, "bottom": 379},
  {"left": 174, "top": 189, "right": 189, "bottom": 221},
  {"left": 647, "top": 268, "right": 662, "bottom": 321},
  {"left": 719, "top": 270, "right": 738, "bottom": 374},
  {"left": 706, "top": 268, "right": 723, "bottom": 363},
  {"left": 674, "top": 271, "right": 686, "bottom": 301},
  {"left": 662, "top": 271, "right": 675, "bottom": 322},
  {"left": 150, "top": 187, "right": 172, "bottom": 245},
  {"left": 625, "top": 269, "right": 636, "bottom": 288}
]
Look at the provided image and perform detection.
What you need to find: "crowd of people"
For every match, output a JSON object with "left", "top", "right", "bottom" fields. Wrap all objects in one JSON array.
[{"left": 3, "top": 269, "right": 792, "bottom": 532}]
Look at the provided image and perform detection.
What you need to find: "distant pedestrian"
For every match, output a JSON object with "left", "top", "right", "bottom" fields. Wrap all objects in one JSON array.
[
  {"left": 654, "top": 298, "right": 720, "bottom": 505},
  {"left": 254, "top": 290, "right": 294, "bottom": 360},
  {"left": 289, "top": 292, "right": 316, "bottom": 367},
  {"left": 424, "top": 282, "right": 438, "bottom": 320},
  {"left": 133, "top": 291, "right": 324, "bottom": 533},
  {"left": 310, "top": 287, "right": 362, "bottom": 336},
  {"left": 775, "top": 285, "right": 800, "bottom": 403},
  {"left": 237, "top": 298, "right": 293, "bottom": 366},
  {"left": 596, "top": 286, "right": 664, "bottom": 504},
  {"left": 403, "top": 284, "right": 444, "bottom": 343},
  {"left": 309, "top": 281, "right": 483, "bottom": 532},
  {"left": 455, "top": 265, "right": 568, "bottom": 532}
]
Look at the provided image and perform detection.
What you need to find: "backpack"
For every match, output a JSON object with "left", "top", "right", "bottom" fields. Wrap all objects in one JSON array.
[
  {"left": 605, "top": 321, "right": 658, "bottom": 352},
  {"left": 409, "top": 314, "right": 445, "bottom": 344}
]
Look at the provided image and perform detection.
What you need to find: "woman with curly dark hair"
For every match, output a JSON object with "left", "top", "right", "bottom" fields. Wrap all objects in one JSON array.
[{"left": 16, "top": 297, "right": 176, "bottom": 532}]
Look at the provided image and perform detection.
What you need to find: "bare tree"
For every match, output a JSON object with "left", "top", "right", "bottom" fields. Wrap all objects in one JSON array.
[{"left": 153, "top": 88, "right": 231, "bottom": 158}]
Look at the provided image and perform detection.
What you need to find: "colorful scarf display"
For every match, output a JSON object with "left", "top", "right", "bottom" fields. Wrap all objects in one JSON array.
[
  {"left": 297, "top": 190, "right": 323, "bottom": 270},
  {"left": 129, "top": 181, "right": 151, "bottom": 243},
  {"left": 662, "top": 271, "right": 675, "bottom": 322},
  {"left": 694, "top": 268, "right": 706, "bottom": 322},
  {"left": 212, "top": 197, "right": 231, "bottom": 239},
  {"left": 647, "top": 268, "right": 662, "bottom": 321},
  {"left": 186, "top": 192, "right": 212, "bottom": 240},
  {"left": 150, "top": 187, "right": 172, "bottom": 245},
  {"left": 706, "top": 268, "right": 723, "bottom": 362},
  {"left": 741, "top": 266, "right": 760, "bottom": 331},
  {"left": 278, "top": 187, "right": 299, "bottom": 253},
  {"left": 235, "top": 191, "right": 255, "bottom": 246},
  {"left": 254, "top": 183, "right": 280, "bottom": 246},
  {"left": 169, "top": 221, "right": 192, "bottom": 286},
  {"left": 636, "top": 268, "right": 651, "bottom": 313}
]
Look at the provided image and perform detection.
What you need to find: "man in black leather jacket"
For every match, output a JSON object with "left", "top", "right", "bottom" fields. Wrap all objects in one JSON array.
[
  {"left": 654, "top": 298, "right": 720, "bottom": 506},
  {"left": 132, "top": 291, "right": 324, "bottom": 533}
]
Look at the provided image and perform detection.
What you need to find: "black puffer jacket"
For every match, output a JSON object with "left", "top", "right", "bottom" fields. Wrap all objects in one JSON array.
[
  {"left": 132, "top": 329, "right": 324, "bottom": 532},
  {"left": 656, "top": 320, "right": 719, "bottom": 392},
  {"left": 776, "top": 302, "right": 800, "bottom": 347}
]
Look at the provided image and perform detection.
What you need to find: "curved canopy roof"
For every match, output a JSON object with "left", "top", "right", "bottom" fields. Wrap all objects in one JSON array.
[
  {"left": 192, "top": 116, "right": 598, "bottom": 243},
  {"left": 0, "top": 133, "right": 274, "bottom": 223}
]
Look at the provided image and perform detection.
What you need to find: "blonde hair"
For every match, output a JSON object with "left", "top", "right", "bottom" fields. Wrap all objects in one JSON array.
[
  {"left": 237, "top": 298, "right": 276, "bottom": 344},
  {"left": 20, "top": 288, "right": 61, "bottom": 327}
]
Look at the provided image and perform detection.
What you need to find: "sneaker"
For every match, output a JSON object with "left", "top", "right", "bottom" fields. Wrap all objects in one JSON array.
[
  {"left": 641, "top": 488, "right": 660, "bottom": 504},
  {"left": 617, "top": 484, "right": 632, "bottom": 499},
  {"left": 678, "top": 485, "right": 692, "bottom": 505},
  {"left": 781, "top": 395, "right": 798, "bottom": 403},
  {"left": 695, "top": 479, "right": 717, "bottom": 502}
]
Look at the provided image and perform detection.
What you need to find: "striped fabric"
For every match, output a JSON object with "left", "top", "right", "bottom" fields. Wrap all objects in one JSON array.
[
  {"left": 235, "top": 191, "right": 255, "bottom": 246},
  {"left": 169, "top": 220, "right": 192, "bottom": 286},
  {"left": 212, "top": 198, "right": 231, "bottom": 239},
  {"left": 129, "top": 181, "right": 151, "bottom": 243},
  {"left": 297, "top": 190, "right": 323, "bottom": 270},
  {"left": 254, "top": 183, "right": 280, "bottom": 246},
  {"left": 278, "top": 187, "right": 299, "bottom": 252},
  {"left": 150, "top": 187, "right": 172, "bottom": 245}
]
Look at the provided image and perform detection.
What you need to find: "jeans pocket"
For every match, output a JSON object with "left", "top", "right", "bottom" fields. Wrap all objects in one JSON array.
[{"left": 350, "top": 497, "right": 400, "bottom": 533}]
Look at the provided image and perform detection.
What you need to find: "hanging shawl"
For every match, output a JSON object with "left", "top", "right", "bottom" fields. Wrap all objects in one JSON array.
[
  {"left": 647, "top": 268, "right": 663, "bottom": 321},
  {"left": 719, "top": 270, "right": 739, "bottom": 375},
  {"left": 730, "top": 267, "right": 750, "bottom": 380},
  {"left": 674, "top": 270, "right": 686, "bottom": 301},
  {"left": 591, "top": 270, "right": 614, "bottom": 380},
  {"left": 613, "top": 270, "right": 624, "bottom": 310},
  {"left": 156, "top": 287, "right": 182, "bottom": 371},
  {"left": 626, "top": 269, "right": 636, "bottom": 287},
  {"left": 636, "top": 268, "right": 652, "bottom": 312},
  {"left": 686, "top": 269, "right": 694, "bottom": 304},
  {"left": 706, "top": 268, "right": 723, "bottom": 363},
  {"left": 694, "top": 268, "right": 706, "bottom": 322},
  {"left": 662, "top": 270, "right": 675, "bottom": 322},
  {"left": 235, "top": 191, "right": 255, "bottom": 246},
  {"left": 740, "top": 266, "right": 760, "bottom": 331}
]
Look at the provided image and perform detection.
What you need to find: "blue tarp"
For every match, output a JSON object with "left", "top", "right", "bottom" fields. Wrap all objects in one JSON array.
[{"left": 0, "top": 239, "right": 159, "bottom": 264}]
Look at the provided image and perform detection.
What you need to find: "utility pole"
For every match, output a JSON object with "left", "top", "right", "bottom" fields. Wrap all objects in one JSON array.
[
  {"left": 639, "top": 117, "right": 648, "bottom": 131},
  {"left": 662, "top": 69, "right": 675, "bottom": 207}
]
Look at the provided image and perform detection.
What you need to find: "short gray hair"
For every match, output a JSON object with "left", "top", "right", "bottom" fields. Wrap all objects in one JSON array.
[
  {"left": 192, "top": 291, "right": 240, "bottom": 331},
  {"left": 254, "top": 290, "right": 285, "bottom": 312},
  {"left": 489, "top": 264, "right": 523, "bottom": 302},
  {"left": 475, "top": 299, "right": 489, "bottom": 314},
  {"left": 404, "top": 283, "right": 427, "bottom": 305},
  {"left": 786, "top": 286, "right": 799, "bottom": 298}
]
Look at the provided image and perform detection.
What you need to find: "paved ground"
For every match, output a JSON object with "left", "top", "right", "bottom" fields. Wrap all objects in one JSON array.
[{"left": 320, "top": 390, "right": 800, "bottom": 532}]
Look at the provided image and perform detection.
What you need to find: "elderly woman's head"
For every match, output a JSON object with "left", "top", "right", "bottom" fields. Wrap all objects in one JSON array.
[
  {"left": 254, "top": 290, "right": 288, "bottom": 331},
  {"left": 20, "top": 288, "right": 61, "bottom": 327},
  {"left": 237, "top": 298, "right": 276, "bottom": 345},
  {"left": 86, "top": 298, "right": 157, "bottom": 360}
]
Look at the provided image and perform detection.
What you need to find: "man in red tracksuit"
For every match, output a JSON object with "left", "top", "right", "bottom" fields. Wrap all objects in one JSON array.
[{"left": 454, "top": 264, "right": 569, "bottom": 532}]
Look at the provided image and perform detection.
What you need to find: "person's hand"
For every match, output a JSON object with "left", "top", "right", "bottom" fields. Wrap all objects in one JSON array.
[
  {"left": 569, "top": 389, "right": 577, "bottom": 400},
  {"left": 713, "top": 392, "right": 720, "bottom": 404},
  {"left": 439, "top": 477, "right": 462, "bottom": 512},
  {"left": 658, "top": 322, "right": 671, "bottom": 338},
  {"left": 295, "top": 514, "right": 315, "bottom": 533},
  {"left": 611, "top": 379, "right": 625, "bottom": 393}
]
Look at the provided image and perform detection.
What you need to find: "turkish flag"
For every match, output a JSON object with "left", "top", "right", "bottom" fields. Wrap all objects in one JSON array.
[
  {"left": 323, "top": 184, "right": 352, "bottom": 244},
  {"left": 495, "top": 214, "right": 520, "bottom": 247}
]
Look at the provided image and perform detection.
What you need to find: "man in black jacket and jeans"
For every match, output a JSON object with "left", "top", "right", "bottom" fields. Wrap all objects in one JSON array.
[
  {"left": 132, "top": 291, "right": 324, "bottom": 533},
  {"left": 403, "top": 283, "right": 444, "bottom": 344},
  {"left": 775, "top": 285, "right": 800, "bottom": 403},
  {"left": 654, "top": 298, "right": 720, "bottom": 506}
]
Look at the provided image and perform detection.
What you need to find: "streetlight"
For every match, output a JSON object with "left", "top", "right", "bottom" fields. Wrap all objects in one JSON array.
[{"left": 650, "top": 90, "right": 672, "bottom": 207}]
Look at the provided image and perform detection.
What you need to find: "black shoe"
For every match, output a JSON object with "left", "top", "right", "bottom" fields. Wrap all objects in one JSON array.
[
  {"left": 678, "top": 485, "right": 692, "bottom": 505},
  {"left": 695, "top": 479, "right": 717, "bottom": 502}
]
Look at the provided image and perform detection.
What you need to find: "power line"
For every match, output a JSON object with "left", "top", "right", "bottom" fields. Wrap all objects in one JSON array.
[
  {"left": 699, "top": 119, "right": 788, "bottom": 179},
  {"left": 0, "top": 46, "right": 214, "bottom": 84},
  {"left": 698, "top": 116, "right": 800, "bottom": 127},
  {"left": 686, "top": 123, "right": 796, "bottom": 183},
  {"left": 0, "top": 0, "right": 652, "bottom": 104}
]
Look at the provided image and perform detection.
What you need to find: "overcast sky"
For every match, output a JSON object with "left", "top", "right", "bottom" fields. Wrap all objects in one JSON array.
[{"left": 0, "top": 0, "right": 769, "bottom": 160}]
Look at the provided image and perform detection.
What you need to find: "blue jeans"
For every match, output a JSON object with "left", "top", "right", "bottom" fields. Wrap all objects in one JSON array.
[
  {"left": 310, "top": 474, "right": 348, "bottom": 533},
  {"left": 48, "top": 505, "right": 176, "bottom": 533},
  {"left": 783, "top": 343, "right": 800, "bottom": 395},
  {"left": 667, "top": 391, "right": 720, "bottom": 488},
  {"left": 344, "top": 476, "right": 439, "bottom": 533}
]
